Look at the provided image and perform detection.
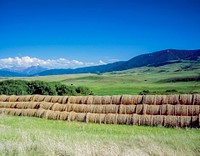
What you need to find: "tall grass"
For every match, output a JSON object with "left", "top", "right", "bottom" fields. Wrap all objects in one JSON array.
[{"left": 0, "top": 115, "right": 199, "bottom": 156}]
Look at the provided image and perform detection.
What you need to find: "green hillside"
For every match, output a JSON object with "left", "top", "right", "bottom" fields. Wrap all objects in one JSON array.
[{"left": 1, "top": 60, "right": 200, "bottom": 95}]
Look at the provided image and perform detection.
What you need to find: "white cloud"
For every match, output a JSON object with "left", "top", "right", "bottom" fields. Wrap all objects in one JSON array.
[{"left": 0, "top": 56, "right": 107, "bottom": 69}]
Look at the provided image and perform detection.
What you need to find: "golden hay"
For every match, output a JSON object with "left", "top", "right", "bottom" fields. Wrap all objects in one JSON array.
[
  {"left": 164, "top": 116, "right": 178, "bottom": 127},
  {"left": 35, "top": 109, "right": 46, "bottom": 118},
  {"left": 59, "top": 111, "right": 69, "bottom": 120},
  {"left": 61, "top": 96, "right": 68, "bottom": 104},
  {"left": 86, "top": 113, "right": 106, "bottom": 124},
  {"left": 188, "top": 105, "right": 200, "bottom": 116},
  {"left": 130, "top": 95, "right": 143, "bottom": 104},
  {"left": 45, "top": 110, "right": 60, "bottom": 120},
  {"left": 119, "top": 105, "right": 136, "bottom": 114},
  {"left": 68, "top": 111, "right": 77, "bottom": 121},
  {"left": 140, "top": 115, "right": 152, "bottom": 126},
  {"left": 111, "top": 95, "right": 122, "bottom": 105},
  {"left": 40, "top": 102, "right": 54, "bottom": 110},
  {"left": 166, "top": 104, "right": 175, "bottom": 115},
  {"left": 86, "top": 96, "right": 94, "bottom": 104},
  {"left": 0, "top": 95, "right": 9, "bottom": 102},
  {"left": 67, "top": 96, "right": 76, "bottom": 104},
  {"left": 121, "top": 95, "right": 133, "bottom": 105},
  {"left": 92, "top": 105, "right": 104, "bottom": 113},
  {"left": 132, "top": 114, "right": 141, "bottom": 125},
  {"left": 105, "top": 114, "right": 118, "bottom": 124},
  {"left": 152, "top": 115, "right": 164, "bottom": 126},
  {"left": 101, "top": 96, "right": 112, "bottom": 105},
  {"left": 117, "top": 114, "right": 132, "bottom": 124},
  {"left": 193, "top": 94, "right": 200, "bottom": 105},
  {"left": 74, "top": 96, "right": 83, "bottom": 104},
  {"left": 175, "top": 105, "right": 188, "bottom": 116},
  {"left": 154, "top": 95, "right": 167, "bottom": 105},
  {"left": 142, "top": 95, "right": 155, "bottom": 105},
  {"left": 136, "top": 104, "right": 143, "bottom": 114},
  {"left": 9, "top": 95, "right": 19, "bottom": 102},
  {"left": 143, "top": 105, "right": 160, "bottom": 115},
  {"left": 93, "top": 96, "right": 102, "bottom": 104},
  {"left": 0, "top": 108, "right": 5, "bottom": 114},
  {"left": 51, "top": 96, "right": 62, "bottom": 103},
  {"left": 179, "top": 116, "right": 192, "bottom": 128},
  {"left": 179, "top": 94, "right": 193, "bottom": 105},
  {"left": 191, "top": 116, "right": 199, "bottom": 128},
  {"left": 105, "top": 105, "right": 119, "bottom": 114},
  {"left": 52, "top": 103, "right": 67, "bottom": 111},
  {"left": 75, "top": 113, "right": 86, "bottom": 122},
  {"left": 166, "top": 95, "right": 180, "bottom": 105},
  {"left": 0, "top": 102, "right": 16, "bottom": 108},
  {"left": 44, "top": 96, "right": 52, "bottom": 102}
]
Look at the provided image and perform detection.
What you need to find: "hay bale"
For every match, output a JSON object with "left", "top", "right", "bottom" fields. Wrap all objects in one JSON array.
[
  {"left": 152, "top": 115, "right": 164, "bottom": 126},
  {"left": 45, "top": 110, "right": 60, "bottom": 120},
  {"left": 136, "top": 104, "right": 143, "bottom": 114},
  {"left": 179, "top": 94, "right": 193, "bottom": 105},
  {"left": 117, "top": 114, "right": 129, "bottom": 124},
  {"left": 92, "top": 105, "right": 104, "bottom": 113},
  {"left": 74, "top": 96, "right": 83, "bottom": 104},
  {"left": 0, "top": 95, "right": 9, "bottom": 102},
  {"left": 61, "top": 96, "right": 68, "bottom": 104},
  {"left": 0, "top": 108, "right": 5, "bottom": 114},
  {"left": 105, "top": 105, "right": 119, "bottom": 114},
  {"left": 175, "top": 105, "right": 188, "bottom": 116},
  {"left": 133, "top": 95, "right": 143, "bottom": 104},
  {"left": 102, "top": 96, "right": 111, "bottom": 105},
  {"left": 51, "top": 96, "right": 61, "bottom": 103},
  {"left": 132, "top": 114, "right": 141, "bottom": 125},
  {"left": 105, "top": 114, "right": 118, "bottom": 124},
  {"left": 140, "top": 115, "right": 152, "bottom": 126},
  {"left": 86, "top": 96, "right": 94, "bottom": 104},
  {"left": 193, "top": 94, "right": 200, "bottom": 105},
  {"left": 67, "top": 96, "right": 76, "bottom": 104},
  {"left": 121, "top": 95, "right": 133, "bottom": 105},
  {"left": 188, "top": 105, "right": 200, "bottom": 116},
  {"left": 166, "top": 95, "right": 180, "bottom": 105},
  {"left": 9, "top": 95, "right": 18, "bottom": 102},
  {"left": 154, "top": 95, "right": 167, "bottom": 105},
  {"left": 36, "top": 109, "right": 46, "bottom": 118},
  {"left": 143, "top": 105, "right": 160, "bottom": 115},
  {"left": 179, "top": 116, "right": 192, "bottom": 128},
  {"left": 142, "top": 95, "right": 155, "bottom": 105},
  {"left": 119, "top": 105, "right": 136, "bottom": 114},
  {"left": 111, "top": 95, "right": 122, "bottom": 105},
  {"left": 65, "top": 104, "right": 73, "bottom": 112},
  {"left": 191, "top": 116, "right": 199, "bottom": 128},
  {"left": 0, "top": 102, "right": 5, "bottom": 108},
  {"left": 75, "top": 113, "right": 86, "bottom": 122},
  {"left": 40, "top": 102, "right": 54, "bottom": 110},
  {"left": 166, "top": 104, "right": 175, "bottom": 115},
  {"left": 59, "top": 111, "right": 69, "bottom": 120},
  {"left": 160, "top": 105, "right": 167, "bottom": 115},
  {"left": 164, "top": 116, "right": 177, "bottom": 127},
  {"left": 93, "top": 96, "right": 102, "bottom": 104},
  {"left": 52, "top": 103, "right": 67, "bottom": 111},
  {"left": 86, "top": 113, "right": 106, "bottom": 124},
  {"left": 68, "top": 112, "right": 77, "bottom": 121},
  {"left": 44, "top": 96, "right": 52, "bottom": 102},
  {"left": 80, "top": 96, "right": 88, "bottom": 104}
]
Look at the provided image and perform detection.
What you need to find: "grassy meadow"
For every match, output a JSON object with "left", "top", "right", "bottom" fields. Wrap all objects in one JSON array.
[
  {"left": 1, "top": 60, "right": 200, "bottom": 95},
  {"left": 0, "top": 114, "right": 200, "bottom": 156}
]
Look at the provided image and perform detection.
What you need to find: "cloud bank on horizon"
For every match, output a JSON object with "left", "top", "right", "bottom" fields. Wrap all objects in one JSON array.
[{"left": 0, "top": 56, "right": 106, "bottom": 69}]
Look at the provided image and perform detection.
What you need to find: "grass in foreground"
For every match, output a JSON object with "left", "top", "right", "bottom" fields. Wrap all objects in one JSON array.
[{"left": 0, "top": 115, "right": 200, "bottom": 156}]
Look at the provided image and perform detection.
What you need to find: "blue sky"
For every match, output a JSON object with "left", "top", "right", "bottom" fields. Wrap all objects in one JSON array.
[{"left": 0, "top": 0, "right": 200, "bottom": 69}]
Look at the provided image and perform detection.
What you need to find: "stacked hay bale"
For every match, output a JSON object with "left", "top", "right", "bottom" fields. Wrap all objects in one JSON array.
[{"left": 0, "top": 94, "right": 199, "bottom": 128}]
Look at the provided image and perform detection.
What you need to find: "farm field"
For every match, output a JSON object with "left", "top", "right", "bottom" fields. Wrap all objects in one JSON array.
[
  {"left": 0, "top": 115, "right": 200, "bottom": 156},
  {"left": 1, "top": 61, "right": 200, "bottom": 95}
]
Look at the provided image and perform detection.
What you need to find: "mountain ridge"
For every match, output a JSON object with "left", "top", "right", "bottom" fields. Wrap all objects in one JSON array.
[{"left": 0, "top": 49, "right": 200, "bottom": 77}]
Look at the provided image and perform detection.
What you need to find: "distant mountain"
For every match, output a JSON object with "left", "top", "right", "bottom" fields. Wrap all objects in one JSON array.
[
  {"left": 0, "top": 66, "right": 47, "bottom": 77},
  {"left": 35, "top": 49, "right": 200, "bottom": 76},
  {"left": 0, "top": 70, "right": 24, "bottom": 77},
  {"left": 22, "top": 66, "right": 47, "bottom": 75}
]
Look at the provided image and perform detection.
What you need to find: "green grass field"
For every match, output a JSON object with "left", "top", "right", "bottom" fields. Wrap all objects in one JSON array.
[
  {"left": 1, "top": 60, "right": 200, "bottom": 95},
  {"left": 0, "top": 114, "right": 200, "bottom": 156}
]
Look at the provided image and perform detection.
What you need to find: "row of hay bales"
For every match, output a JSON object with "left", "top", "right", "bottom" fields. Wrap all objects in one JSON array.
[
  {"left": 0, "top": 108, "right": 199, "bottom": 128},
  {"left": 1, "top": 102, "right": 200, "bottom": 116},
  {"left": 0, "top": 94, "right": 200, "bottom": 105}
]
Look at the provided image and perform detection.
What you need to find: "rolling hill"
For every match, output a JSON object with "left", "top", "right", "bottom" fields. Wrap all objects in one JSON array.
[{"left": 35, "top": 49, "right": 200, "bottom": 76}]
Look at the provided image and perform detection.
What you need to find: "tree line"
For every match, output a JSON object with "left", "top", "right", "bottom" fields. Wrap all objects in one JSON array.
[{"left": 0, "top": 80, "right": 93, "bottom": 96}]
